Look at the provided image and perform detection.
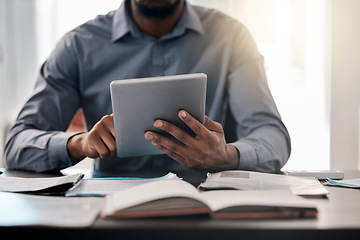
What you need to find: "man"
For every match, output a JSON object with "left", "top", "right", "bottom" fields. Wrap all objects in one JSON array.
[{"left": 4, "top": 0, "right": 291, "bottom": 177}]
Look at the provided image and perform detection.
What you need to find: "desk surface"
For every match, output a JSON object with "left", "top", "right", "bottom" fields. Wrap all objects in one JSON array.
[{"left": 1, "top": 169, "right": 360, "bottom": 240}]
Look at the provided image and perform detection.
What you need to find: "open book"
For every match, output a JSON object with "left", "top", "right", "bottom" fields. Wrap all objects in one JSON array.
[{"left": 101, "top": 180, "right": 318, "bottom": 219}]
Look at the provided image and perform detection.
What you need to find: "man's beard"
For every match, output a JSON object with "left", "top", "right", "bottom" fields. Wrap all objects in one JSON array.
[{"left": 133, "top": 0, "right": 182, "bottom": 20}]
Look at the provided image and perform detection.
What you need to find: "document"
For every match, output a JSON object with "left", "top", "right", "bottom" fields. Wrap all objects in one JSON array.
[
  {"left": 66, "top": 172, "right": 180, "bottom": 197},
  {"left": 0, "top": 192, "right": 102, "bottom": 227},
  {"left": 325, "top": 178, "right": 360, "bottom": 189},
  {"left": 198, "top": 170, "right": 329, "bottom": 196},
  {"left": 0, "top": 173, "right": 84, "bottom": 194},
  {"left": 101, "top": 180, "right": 318, "bottom": 219}
]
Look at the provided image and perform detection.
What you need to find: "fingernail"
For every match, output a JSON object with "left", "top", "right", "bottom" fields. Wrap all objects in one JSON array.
[
  {"left": 154, "top": 121, "right": 163, "bottom": 128},
  {"left": 180, "top": 111, "right": 187, "bottom": 118},
  {"left": 145, "top": 133, "right": 153, "bottom": 140}
]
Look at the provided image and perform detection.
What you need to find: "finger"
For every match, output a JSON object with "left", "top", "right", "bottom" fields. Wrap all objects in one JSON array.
[
  {"left": 151, "top": 139, "right": 202, "bottom": 170},
  {"left": 100, "top": 117, "right": 116, "bottom": 154},
  {"left": 89, "top": 114, "right": 117, "bottom": 158},
  {"left": 155, "top": 143, "right": 188, "bottom": 164},
  {"left": 153, "top": 120, "right": 195, "bottom": 146},
  {"left": 85, "top": 135, "right": 110, "bottom": 159},
  {"left": 97, "top": 142, "right": 111, "bottom": 159},
  {"left": 83, "top": 144, "right": 99, "bottom": 159},
  {"left": 145, "top": 131, "right": 189, "bottom": 158},
  {"left": 100, "top": 131, "right": 117, "bottom": 157},
  {"left": 108, "top": 124, "right": 116, "bottom": 139},
  {"left": 203, "top": 115, "right": 224, "bottom": 133},
  {"left": 178, "top": 110, "right": 208, "bottom": 138},
  {"left": 147, "top": 135, "right": 194, "bottom": 168},
  {"left": 101, "top": 114, "right": 116, "bottom": 138}
]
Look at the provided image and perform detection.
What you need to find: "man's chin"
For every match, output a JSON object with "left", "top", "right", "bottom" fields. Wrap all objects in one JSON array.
[
  {"left": 133, "top": 0, "right": 182, "bottom": 20},
  {"left": 137, "top": 0, "right": 174, "bottom": 7}
]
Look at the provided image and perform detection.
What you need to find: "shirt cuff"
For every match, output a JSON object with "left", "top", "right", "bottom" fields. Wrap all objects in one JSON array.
[
  {"left": 229, "top": 141, "right": 257, "bottom": 171},
  {"left": 48, "top": 131, "right": 82, "bottom": 170}
]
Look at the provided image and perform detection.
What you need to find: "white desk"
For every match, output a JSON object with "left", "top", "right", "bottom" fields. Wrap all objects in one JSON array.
[{"left": 1, "top": 169, "right": 360, "bottom": 240}]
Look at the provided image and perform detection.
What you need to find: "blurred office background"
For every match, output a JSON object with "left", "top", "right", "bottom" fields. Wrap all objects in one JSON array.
[{"left": 0, "top": 0, "right": 359, "bottom": 171}]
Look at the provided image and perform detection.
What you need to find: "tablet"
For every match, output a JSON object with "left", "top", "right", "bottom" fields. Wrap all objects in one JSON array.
[{"left": 110, "top": 73, "right": 207, "bottom": 158}]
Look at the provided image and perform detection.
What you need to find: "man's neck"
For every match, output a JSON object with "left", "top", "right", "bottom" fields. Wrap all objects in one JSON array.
[{"left": 129, "top": 0, "right": 184, "bottom": 38}]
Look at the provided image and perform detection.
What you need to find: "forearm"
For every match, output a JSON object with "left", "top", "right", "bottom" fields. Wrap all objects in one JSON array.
[{"left": 4, "top": 125, "right": 79, "bottom": 172}]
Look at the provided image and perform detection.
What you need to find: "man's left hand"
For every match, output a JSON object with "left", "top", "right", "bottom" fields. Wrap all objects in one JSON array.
[{"left": 144, "top": 110, "right": 239, "bottom": 172}]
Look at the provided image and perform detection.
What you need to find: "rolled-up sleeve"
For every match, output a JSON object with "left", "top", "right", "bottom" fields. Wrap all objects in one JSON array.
[
  {"left": 227, "top": 26, "right": 291, "bottom": 173},
  {"left": 4, "top": 33, "right": 81, "bottom": 172}
]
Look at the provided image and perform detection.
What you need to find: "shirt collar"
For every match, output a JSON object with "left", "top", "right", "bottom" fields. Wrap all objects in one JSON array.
[
  {"left": 183, "top": 1, "right": 204, "bottom": 35},
  {"left": 111, "top": 0, "right": 204, "bottom": 42},
  {"left": 111, "top": 1, "right": 133, "bottom": 42}
]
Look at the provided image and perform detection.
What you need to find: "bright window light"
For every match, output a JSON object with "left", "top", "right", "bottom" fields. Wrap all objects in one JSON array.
[{"left": 33, "top": 0, "right": 330, "bottom": 170}]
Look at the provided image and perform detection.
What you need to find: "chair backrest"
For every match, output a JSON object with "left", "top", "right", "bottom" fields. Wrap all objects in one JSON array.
[
  {"left": 223, "top": 107, "right": 238, "bottom": 143},
  {"left": 66, "top": 109, "right": 85, "bottom": 133}
]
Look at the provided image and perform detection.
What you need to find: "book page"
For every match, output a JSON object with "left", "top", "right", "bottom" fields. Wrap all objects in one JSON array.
[
  {"left": 66, "top": 172, "right": 180, "bottom": 197},
  {"left": 103, "top": 180, "right": 205, "bottom": 216},
  {"left": 200, "top": 189, "right": 317, "bottom": 212}
]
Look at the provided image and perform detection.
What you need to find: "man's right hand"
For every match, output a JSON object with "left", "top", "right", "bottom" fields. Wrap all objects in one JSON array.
[{"left": 67, "top": 114, "right": 116, "bottom": 160}]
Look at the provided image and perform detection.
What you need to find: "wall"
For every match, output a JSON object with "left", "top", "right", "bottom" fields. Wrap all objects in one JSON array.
[
  {"left": 330, "top": 0, "right": 360, "bottom": 170},
  {"left": 0, "top": 0, "right": 38, "bottom": 167}
]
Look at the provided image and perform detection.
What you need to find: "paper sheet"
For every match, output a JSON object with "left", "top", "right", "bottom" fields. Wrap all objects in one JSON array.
[
  {"left": 0, "top": 173, "right": 83, "bottom": 193},
  {"left": 0, "top": 192, "right": 102, "bottom": 227},
  {"left": 66, "top": 172, "right": 180, "bottom": 197}
]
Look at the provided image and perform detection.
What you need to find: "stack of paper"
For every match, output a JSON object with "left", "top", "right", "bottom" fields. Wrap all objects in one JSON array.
[
  {"left": 0, "top": 173, "right": 84, "bottom": 194},
  {"left": 198, "top": 170, "right": 329, "bottom": 196}
]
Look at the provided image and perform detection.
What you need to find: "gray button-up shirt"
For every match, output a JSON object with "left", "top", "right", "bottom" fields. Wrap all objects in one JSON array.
[{"left": 4, "top": 1, "right": 291, "bottom": 175}]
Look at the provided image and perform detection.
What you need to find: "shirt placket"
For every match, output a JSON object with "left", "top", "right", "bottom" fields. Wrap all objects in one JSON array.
[{"left": 151, "top": 41, "right": 165, "bottom": 76}]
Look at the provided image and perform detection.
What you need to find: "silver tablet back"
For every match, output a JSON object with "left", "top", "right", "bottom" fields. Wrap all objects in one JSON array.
[{"left": 110, "top": 73, "right": 207, "bottom": 158}]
